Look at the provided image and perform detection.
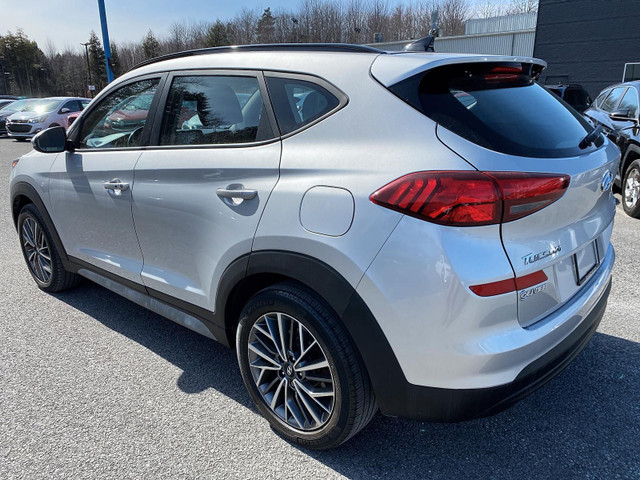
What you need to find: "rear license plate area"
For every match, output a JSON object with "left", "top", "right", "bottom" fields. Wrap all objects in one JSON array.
[{"left": 573, "top": 240, "right": 599, "bottom": 285}]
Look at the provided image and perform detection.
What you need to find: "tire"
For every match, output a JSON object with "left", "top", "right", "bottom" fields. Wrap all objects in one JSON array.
[
  {"left": 17, "top": 204, "right": 80, "bottom": 292},
  {"left": 236, "top": 282, "right": 377, "bottom": 449},
  {"left": 622, "top": 159, "right": 640, "bottom": 218},
  {"left": 15, "top": 137, "right": 27, "bottom": 142}
]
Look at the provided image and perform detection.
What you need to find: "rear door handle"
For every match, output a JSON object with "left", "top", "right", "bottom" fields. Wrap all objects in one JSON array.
[{"left": 216, "top": 187, "right": 257, "bottom": 200}]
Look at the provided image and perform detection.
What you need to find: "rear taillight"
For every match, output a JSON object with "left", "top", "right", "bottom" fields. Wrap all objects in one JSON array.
[{"left": 370, "top": 171, "right": 570, "bottom": 227}]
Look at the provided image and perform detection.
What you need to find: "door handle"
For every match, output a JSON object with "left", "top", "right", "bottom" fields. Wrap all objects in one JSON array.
[
  {"left": 216, "top": 187, "right": 257, "bottom": 200},
  {"left": 104, "top": 179, "right": 130, "bottom": 194}
]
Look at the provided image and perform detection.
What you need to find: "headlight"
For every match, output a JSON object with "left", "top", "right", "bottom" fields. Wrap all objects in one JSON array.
[{"left": 29, "top": 116, "right": 48, "bottom": 124}]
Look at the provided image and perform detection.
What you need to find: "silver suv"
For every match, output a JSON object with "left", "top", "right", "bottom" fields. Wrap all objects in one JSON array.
[{"left": 10, "top": 43, "right": 618, "bottom": 449}]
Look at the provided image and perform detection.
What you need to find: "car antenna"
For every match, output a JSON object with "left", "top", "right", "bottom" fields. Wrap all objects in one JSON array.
[
  {"left": 579, "top": 124, "right": 603, "bottom": 149},
  {"left": 403, "top": 36, "right": 435, "bottom": 52}
]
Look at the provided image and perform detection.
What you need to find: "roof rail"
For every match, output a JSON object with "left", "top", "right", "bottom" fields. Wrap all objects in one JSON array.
[
  {"left": 402, "top": 36, "right": 435, "bottom": 53},
  {"left": 129, "top": 43, "right": 386, "bottom": 72}
]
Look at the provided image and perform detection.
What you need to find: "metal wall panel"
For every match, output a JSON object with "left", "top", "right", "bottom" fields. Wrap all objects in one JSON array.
[
  {"left": 465, "top": 13, "right": 538, "bottom": 35},
  {"left": 371, "top": 31, "right": 535, "bottom": 56},
  {"left": 535, "top": 0, "right": 640, "bottom": 97}
]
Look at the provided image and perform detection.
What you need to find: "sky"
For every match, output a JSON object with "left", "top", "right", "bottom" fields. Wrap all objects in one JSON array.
[{"left": 0, "top": 0, "right": 500, "bottom": 54}]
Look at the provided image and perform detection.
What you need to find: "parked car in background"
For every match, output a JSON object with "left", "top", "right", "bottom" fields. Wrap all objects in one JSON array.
[
  {"left": 584, "top": 81, "right": 640, "bottom": 217},
  {"left": 11, "top": 43, "right": 618, "bottom": 448},
  {"left": 546, "top": 82, "right": 592, "bottom": 113},
  {"left": 6, "top": 97, "right": 90, "bottom": 140},
  {"left": 66, "top": 111, "right": 81, "bottom": 130},
  {"left": 0, "top": 99, "right": 15, "bottom": 111},
  {"left": 0, "top": 98, "right": 37, "bottom": 134}
]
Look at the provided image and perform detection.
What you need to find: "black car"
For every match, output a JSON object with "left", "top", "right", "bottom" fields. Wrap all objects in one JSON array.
[
  {"left": 546, "top": 83, "right": 592, "bottom": 113},
  {"left": 584, "top": 81, "right": 640, "bottom": 217}
]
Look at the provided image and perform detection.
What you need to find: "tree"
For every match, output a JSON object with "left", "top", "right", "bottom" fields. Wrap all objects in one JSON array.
[
  {"left": 0, "top": 29, "right": 48, "bottom": 96},
  {"left": 88, "top": 30, "right": 106, "bottom": 89},
  {"left": 109, "top": 42, "right": 122, "bottom": 77},
  {"left": 438, "top": 0, "right": 469, "bottom": 37},
  {"left": 506, "top": 0, "right": 539, "bottom": 14},
  {"left": 204, "top": 20, "right": 230, "bottom": 47},
  {"left": 256, "top": 7, "right": 276, "bottom": 43},
  {"left": 142, "top": 30, "right": 161, "bottom": 59}
]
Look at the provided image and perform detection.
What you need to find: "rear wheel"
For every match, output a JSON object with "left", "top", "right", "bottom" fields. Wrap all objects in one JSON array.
[
  {"left": 17, "top": 204, "right": 79, "bottom": 292},
  {"left": 622, "top": 159, "right": 640, "bottom": 218},
  {"left": 236, "top": 283, "right": 376, "bottom": 449}
]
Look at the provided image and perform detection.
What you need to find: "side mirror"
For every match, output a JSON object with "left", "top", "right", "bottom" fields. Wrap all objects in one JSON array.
[
  {"left": 60, "top": 107, "right": 71, "bottom": 114},
  {"left": 609, "top": 108, "right": 636, "bottom": 122},
  {"left": 32, "top": 126, "right": 68, "bottom": 153}
]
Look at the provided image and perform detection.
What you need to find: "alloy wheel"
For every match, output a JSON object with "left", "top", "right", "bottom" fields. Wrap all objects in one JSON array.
[
  {"left": 21, "top": 217, "right": 52, "bottom": 284},
  {"left": 624, "top": 168, "right": 640, "bottom": 209},
  {"left": 247, "top": 312, "right": 335, "bottom": 431}
]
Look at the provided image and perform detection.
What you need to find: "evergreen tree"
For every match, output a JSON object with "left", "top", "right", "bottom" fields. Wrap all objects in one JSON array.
[
  {"left": 142, "top": 30, "right": 161, "bottom": 59},
  {"left": 256, "top": 8, "right": 276, "bottom": 43},
  {"left": 109, "top": 42, "right": 121, "bottom": 77},
  {"left": 88, "top": 30, "right": 106, "bottom": 88},
  {"left": 204, "top": 20, "right": 230, "bottom": 47}
]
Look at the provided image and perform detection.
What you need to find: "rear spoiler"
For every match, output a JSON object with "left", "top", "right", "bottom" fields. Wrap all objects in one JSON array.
[{"left": 371, "top": 54, "right": 547, "bottom": 87}]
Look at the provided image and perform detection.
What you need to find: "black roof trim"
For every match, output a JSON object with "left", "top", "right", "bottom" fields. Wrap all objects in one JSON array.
[{"left": 129, "top": 43, "right": 386, "bottom": 72}]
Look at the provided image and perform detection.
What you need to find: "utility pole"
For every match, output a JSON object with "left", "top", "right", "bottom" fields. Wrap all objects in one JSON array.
[
  {"left": 81, "top": 42, "right": 93, "bottom": 97},
  {"left": 97, "top": 0, "right": 114, "bottom": 83}
]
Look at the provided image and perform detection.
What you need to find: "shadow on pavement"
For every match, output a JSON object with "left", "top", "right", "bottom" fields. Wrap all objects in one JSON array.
[{"left": 54, "top": 281, "right": 639, "bottom": 479}]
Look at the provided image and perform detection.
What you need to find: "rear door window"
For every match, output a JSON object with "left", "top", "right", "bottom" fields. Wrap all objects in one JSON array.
[
  {"left": 389, "top": 63, "right": 600, "bottom": 158},
  {"left": 265, "top": 75, "right": 341, "bottom": 135},
  {"left": 600, "top": 87, "right": 626, "bottom": 112},
  {"left": 617, "top": 88, "right": 639, "bottom": 118},
  {"left": 159, "top": 75, "right": 274, "bottom": 145}
]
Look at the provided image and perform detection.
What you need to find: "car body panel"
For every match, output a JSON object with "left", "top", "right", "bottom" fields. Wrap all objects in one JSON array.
[
  {"left": 132, "top": 142, "right": 282, "bottom": 310},
  {"left": 48, "top": 149, "right": 145, "bottom": 283}
]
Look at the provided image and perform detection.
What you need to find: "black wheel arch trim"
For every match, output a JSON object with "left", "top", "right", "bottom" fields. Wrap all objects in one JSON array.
[
  {"left": 219, "top": 249, "right": 410, "bottom": 415},
  {"left": 11, "top": 181, "right": 74, "bottom": 271},
  {"left": 621, "top": 142, "right": 640, "bottom": 179}
]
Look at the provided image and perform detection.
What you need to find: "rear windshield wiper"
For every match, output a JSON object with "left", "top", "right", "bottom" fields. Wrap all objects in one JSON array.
[{"left": 579, "top": 125, "right": 603, "bottom": 149}]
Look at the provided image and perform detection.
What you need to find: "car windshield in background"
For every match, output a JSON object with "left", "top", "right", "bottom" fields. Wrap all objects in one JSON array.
[
  {"left": 21, "top": 99, "right": 63, "bottom": 114},
  {"left": 0, "top": 99, "right": 36, "bottom": 114},
  {"left": 391, "top": 63, "right": 600, "bottom": 158}
]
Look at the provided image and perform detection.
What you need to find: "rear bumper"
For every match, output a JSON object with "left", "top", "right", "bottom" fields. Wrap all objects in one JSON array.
[{"left": 381, "top": 278, "right": 610, "bottom": 421}]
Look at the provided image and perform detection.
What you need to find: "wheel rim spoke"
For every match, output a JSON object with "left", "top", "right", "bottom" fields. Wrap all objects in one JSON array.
[
  {"left": 21, "top": 216, "right": 52, "bottom": 284},
  {"left": 247, "top": 311, "right": 335, "bottom": 431}
]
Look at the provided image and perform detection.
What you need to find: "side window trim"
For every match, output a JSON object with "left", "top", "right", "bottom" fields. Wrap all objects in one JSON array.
[
  {"left": 69, "top": 72, "right": 168, "bottom": 150},
  {"left": 147, "top": 69, "right": 279, "bottom": 148},
  {"left": 263, "top": 70, "right": 348, "bottom": 139}
]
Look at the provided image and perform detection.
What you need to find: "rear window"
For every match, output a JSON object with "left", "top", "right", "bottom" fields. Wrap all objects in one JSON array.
[
  {"left": 389, "top": 63, "right": 601, "bottom": 158},
  {"left": 266, "top": 76, "right": 341, "bottom": 135}
]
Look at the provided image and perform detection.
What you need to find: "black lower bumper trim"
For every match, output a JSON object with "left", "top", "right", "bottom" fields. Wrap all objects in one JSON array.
[{"left": 373, "top": 280, "right": 611, "bottom": 422}]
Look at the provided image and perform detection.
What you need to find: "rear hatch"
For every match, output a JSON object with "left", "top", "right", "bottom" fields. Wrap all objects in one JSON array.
[{"left": 372, "top": 54, "right": 619, "bottom": 327}]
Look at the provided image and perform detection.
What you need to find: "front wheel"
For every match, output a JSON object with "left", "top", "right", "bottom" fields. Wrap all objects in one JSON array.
[
  {"left": 622, "top": 159, "right": 640, "bottom": 218},
  {"left": 17, "top": 204, "right": 79, "bottom": 292},
  {"left": 236, "top": 283, "right": 376, "bottom": 449}
]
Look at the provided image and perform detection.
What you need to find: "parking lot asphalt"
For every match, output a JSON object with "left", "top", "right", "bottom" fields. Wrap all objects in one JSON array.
[{"left": 0, "top": 136, "right": 638, "bottom": 479}]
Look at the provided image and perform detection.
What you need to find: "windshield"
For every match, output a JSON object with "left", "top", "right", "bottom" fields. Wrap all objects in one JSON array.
[
  {"left": 21, "top": 99, "right": 63, "bottom": 114},
  {"left": 0, "top": 98, "right": 36, "bottom": 114}
]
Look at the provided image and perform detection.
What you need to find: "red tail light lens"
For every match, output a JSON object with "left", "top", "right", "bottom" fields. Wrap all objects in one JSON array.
[
  {"left": 488, "top": 172, "right": 570, "bottom": 222},
  {"left": 370, "top": 171, "right": 570, "bottom": 226}
]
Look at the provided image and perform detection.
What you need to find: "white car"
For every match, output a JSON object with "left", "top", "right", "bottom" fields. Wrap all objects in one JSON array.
[
  {"left": 6, "top": 97, "right": 90, "bottom": 140},
  {"left": 11, "top": 42, "right": 618, "bottom": 448}
]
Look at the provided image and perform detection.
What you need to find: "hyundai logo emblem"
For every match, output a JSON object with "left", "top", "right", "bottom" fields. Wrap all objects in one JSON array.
[{"left": 601, "top": 171, "right": 614, "bottom": 192}]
